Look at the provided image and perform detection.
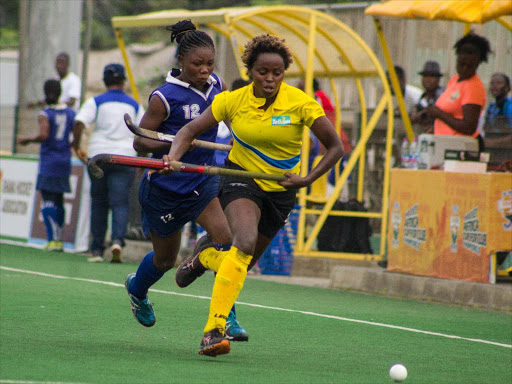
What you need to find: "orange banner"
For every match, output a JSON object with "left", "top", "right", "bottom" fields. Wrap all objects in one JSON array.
[{"left": 388, "top": 169, "right": 512, "bottom": 283}]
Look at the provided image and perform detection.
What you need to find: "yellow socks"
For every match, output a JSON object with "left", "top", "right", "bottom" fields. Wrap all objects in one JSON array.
[
  {"left": 203, "top": 246, "right": 252, "bottom": 334},
  {"left": 199, "top": 247, "right": 225, "bottom": 273}
]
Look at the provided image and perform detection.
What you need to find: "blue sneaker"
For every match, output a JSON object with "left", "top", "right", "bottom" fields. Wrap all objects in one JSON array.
[
  {"left": 125, "top": 273, "right": 155, "bottom": 327},
  {"left": 225, "top": 308, "right": 249, "bottom": 342}
]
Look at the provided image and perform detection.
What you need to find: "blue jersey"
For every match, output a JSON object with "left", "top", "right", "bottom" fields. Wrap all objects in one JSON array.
[
  {"left": 148, "top": 70, "right": 223, "bottom": 194},
  {"left": 485, "top": 97, "right": 512, "bottom": 129},
  {"left": 39, "top": 105, "right": 75, "bottom": 177}
]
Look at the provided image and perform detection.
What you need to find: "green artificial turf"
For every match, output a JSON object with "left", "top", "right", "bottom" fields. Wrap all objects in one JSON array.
[{"left": 0, "top": 243, "right": 511, "bottom": 383}]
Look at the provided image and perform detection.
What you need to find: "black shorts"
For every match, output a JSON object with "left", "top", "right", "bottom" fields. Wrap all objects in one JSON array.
[{"left": 219, "top": 160, "right": 296, "bottom": 239}]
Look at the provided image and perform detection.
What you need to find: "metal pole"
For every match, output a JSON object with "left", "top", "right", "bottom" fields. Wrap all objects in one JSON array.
[
  {"left": 15, "top": 0, "right": 30, "bottom": 154},
  {"left": 80, "top": 0, "right": 93, "bottom": 107}
]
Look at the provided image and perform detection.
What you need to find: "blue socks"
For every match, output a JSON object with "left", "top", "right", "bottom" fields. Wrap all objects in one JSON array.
[
  {"left": 42, "top": 203, "right": 58, "bottom": 242},
  {"left": 129, "top": 251, "right": 164, "bottom": 300}
]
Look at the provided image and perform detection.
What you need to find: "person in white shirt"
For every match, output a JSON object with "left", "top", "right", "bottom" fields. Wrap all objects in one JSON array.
[
  {"left": 386, "top": 65, "right": 422, "bottom": 118},
  {"left": 72, "top": 63, "right": 145, "bottom": 263},
  {"left": 55, "top": 52, "right": 82, "bottom": 111},
  {"left": 27, "top": 52, "right": 82, "bottom": 111}
]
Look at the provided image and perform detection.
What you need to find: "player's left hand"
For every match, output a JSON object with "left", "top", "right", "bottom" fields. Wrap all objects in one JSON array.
[
  {"left": 423, "top": 105, "right": 441, "bottom": 119},
  {"left": 157, "top": 154, "right": 174, "bottom": 176},
  {"left": 278, "top": 173, "right": 308, "bottom": 190}
]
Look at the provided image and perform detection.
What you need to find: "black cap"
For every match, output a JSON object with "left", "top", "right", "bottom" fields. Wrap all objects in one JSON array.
[
  {"left": 418, "top": 61, "right": 443, "bottom": 77},
  {"left": 103, "top": 63, "right": 126, "bottom": 81}
]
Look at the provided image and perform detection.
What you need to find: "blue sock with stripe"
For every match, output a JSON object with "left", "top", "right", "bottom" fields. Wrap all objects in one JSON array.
[
  {"left": 55, "top": 206, "right": 65, "bottom": 241},
  {"left": 42, "top": 204, "right": 57, "bottom": 242},
  {"left": 129, "top": 251, "right": 164, "bottom": 300}
]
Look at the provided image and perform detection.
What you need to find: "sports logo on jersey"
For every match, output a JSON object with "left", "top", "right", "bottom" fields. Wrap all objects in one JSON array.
[
  {"left": 449, "top": 89, "right": 460, "bottom": 102},
  {"left": 271, "top": 116, "right": 291, "bottom": 126}
]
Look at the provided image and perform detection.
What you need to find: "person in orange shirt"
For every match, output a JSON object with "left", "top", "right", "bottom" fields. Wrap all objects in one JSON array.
[{"left": 424, "top": 33, "right": 491, "bottom": 151}]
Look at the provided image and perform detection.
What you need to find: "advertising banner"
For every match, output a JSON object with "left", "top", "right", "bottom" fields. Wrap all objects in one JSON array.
[
  {"left": 0, "top": 155, "right": 90, "bottom": 252},
  {"left": 388, "top": 169, "right": 512, "bottom": 283}
]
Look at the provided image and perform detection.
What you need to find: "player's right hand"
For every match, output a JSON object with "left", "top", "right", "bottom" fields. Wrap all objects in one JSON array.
[
  {"left": 17, "top": 136, "right": 30, "bottom": 146},
  {"left": 75, "top": 149, "right": 89, "bottom": 164}
]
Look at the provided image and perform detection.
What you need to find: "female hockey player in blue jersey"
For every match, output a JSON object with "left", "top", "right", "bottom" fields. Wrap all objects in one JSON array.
[
  {"left": 124, "top": 20, "right": 247, "bottom": 348},
  {"left": 18, "top": 79, "right": 75, "bottom": 251}
]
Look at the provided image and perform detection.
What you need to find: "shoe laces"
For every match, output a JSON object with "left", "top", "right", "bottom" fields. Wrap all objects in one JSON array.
[
  {"left": 131, "top": 295, "right": 153, "bottom": 311},
  {"left": 226, "top": 311, "right": 240, "bottom": 329}
]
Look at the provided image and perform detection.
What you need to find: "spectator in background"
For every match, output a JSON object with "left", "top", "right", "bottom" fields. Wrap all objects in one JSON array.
[
  {"left": 297, "top": 78, "right": 332, "bottom": 170},
  {"left": 410, "top": 61, "right": 444, "bottom": 134},
  {"left": 483, "top": 73, "right": 512, "bottom": 169},
  {"left": 424, "top": 32, "right": 491, "bottom": 152},
  {"left": 484, "top": 73, "right": 512, "bottom": 130},
  {"left": 55, "top": 52, "right": 82, "bottom": 111},
  {"left": 386, "top": 65, "right": 422, "bottom": 119},
  {"left": 214, "top": 78, "right": 251, "bottom": 167},
  {"left": 17, "top": 79, "right": 75, "bottom": 251},
  {"left": 72, "top": 63, "right": 145, "bottom": 263},
  {"left": 27, "top": 52, "right": 82, "bottom": 111}
]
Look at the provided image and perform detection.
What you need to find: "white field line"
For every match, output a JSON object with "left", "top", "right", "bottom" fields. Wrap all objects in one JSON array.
[
  {"left": 0, "top": 380, "right": 91, "bottom": 384},
  {"left": 1, "top": 265, "right": 511, "bottom": 349}
]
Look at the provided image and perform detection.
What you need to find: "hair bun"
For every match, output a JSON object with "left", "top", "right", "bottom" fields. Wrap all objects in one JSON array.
[{"left": 167, "top": 19, "right": 197, "bottom": 43}]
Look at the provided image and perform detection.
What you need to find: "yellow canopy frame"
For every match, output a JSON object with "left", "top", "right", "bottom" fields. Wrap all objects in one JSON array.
[{"left": 111, "top": 5, "right": 396, "bottom": 261}]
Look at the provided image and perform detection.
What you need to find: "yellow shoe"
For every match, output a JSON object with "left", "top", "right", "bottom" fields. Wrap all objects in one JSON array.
[{"left": 44, "top": 241, "right": 63, "bottom": 252}]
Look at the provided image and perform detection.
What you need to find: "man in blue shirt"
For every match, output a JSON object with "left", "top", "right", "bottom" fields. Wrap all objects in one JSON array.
[
  {"left": 483, "top": 73, "right": 512, "bottom": 168},
  {"left": 484, "top": 73, "right": 512, "bottom": 130}
]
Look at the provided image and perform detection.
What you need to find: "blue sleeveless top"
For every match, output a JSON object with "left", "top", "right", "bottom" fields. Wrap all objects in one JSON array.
[
  {"left": 148, "top": 70, "right": 223, "bottom": 194},
  {"left": 39, "top": 105, "right": 75, "bottom": 177}
]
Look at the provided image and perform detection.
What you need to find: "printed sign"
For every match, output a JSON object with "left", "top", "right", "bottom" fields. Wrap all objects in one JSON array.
[{"left": 0, "top": 156, "right": 39, "bottom": 241}]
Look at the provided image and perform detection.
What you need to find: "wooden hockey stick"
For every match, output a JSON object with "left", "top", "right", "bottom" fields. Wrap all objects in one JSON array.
[
  {"left": 124, "top": 114, "right": 232, "bottom": 152},
  {"left": 88, "top": 154, "right": 286, "bottom": 181}
]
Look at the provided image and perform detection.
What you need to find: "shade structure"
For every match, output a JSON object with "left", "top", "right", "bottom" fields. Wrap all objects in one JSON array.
[
  {"left": 365, "top": 0, "right": 512, "bottom": 25},
  {"left": 112, "top": 6, "right": 380, "bottom": 79}
]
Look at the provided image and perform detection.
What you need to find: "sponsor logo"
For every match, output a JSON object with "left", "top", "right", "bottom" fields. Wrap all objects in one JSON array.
[
  {"left": 271, "top": 116, "right": 291, "bottom": 126},
  {"left": 403, "top": 204, "right": 426, "bottom": 250},
  {"left": 230, "top": 182, "right": 247, "bottom": 187},
  {"left": 497, "top": 190, "right": 512, "bottom": 231},
  {"left": 462, "top": 206, "right": 487, "bottom": 255},
  {"left": 449, "top": 205, "right": 460, "bottom": 253},
  {"left": 449, "top": 89, "right": 460, "bottom": 102},
  {"left": 391, "top": 202, "right": 401, "bottom": 248}
]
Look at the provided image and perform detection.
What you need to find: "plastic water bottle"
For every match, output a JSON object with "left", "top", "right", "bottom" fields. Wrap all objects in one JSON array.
[
  {"left": 400, "top": 138, "right": 409, "bottom": 168},
  {"left": 409, "top": 138, "right": 418, "bottom": 169}
]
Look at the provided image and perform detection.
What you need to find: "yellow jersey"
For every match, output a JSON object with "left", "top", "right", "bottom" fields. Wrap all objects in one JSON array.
[{"left": 211, "top": 82, "right": 325, "bottom": 191}]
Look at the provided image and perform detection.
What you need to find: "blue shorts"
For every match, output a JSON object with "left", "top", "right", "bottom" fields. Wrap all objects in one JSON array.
[
  {"left": 139, "top": 174, "right": 220, "bottom": 238},
  {"left": 36, "top": 174, "right": 71, "bottom": 194}
]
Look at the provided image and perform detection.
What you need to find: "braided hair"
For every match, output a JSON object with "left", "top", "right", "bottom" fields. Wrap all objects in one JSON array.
[
  {"left": 453, "top": 32, "right": 492, "bottom": 63},
  {"left": 167, "top": 19, "right": 215, "bottom": 57},
  {"left": 241, "top": 34, "right": 293, "bottom": 71}
]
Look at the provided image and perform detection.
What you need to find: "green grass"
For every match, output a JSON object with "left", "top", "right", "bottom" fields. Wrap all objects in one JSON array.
[{"left": 0, "top": 243, "right": 511, "bottom": 384}]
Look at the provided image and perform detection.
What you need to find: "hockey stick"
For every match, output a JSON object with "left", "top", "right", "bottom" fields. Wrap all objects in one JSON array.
[
  {"left": 88, "top": 154, "right": 286, "bottom": 181},
  {"left": 124, "top": 114, "right": 232, "bottom": 152}
]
